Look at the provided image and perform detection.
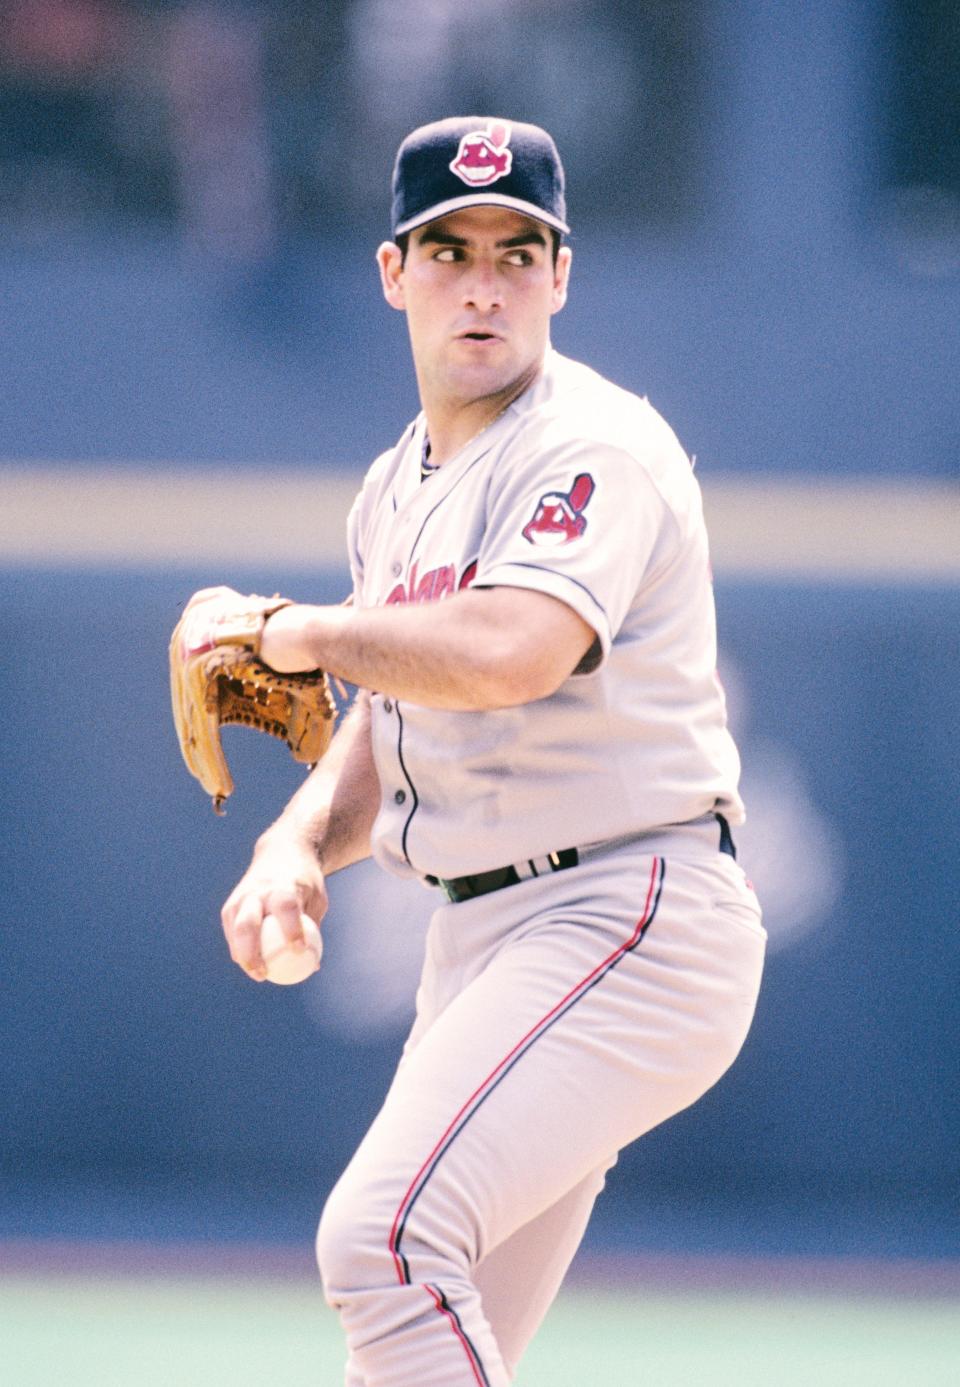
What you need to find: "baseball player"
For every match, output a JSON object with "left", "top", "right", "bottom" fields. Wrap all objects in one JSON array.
[{"left": 217, "top": 117, "right": 765, "bottom": 1385}]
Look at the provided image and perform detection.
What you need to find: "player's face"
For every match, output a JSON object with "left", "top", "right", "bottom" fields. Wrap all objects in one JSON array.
[{"left": 377, "top": 206, "right": 571, "bottom": 415}]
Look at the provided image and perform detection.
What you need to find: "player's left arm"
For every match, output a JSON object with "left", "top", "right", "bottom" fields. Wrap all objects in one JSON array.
[{"left": 259, "top": 586, "right": 595, "bottom": 712}]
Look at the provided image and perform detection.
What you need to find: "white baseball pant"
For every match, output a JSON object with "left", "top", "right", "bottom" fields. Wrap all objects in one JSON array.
[{"left": 317, "top": 825, "right": 765, "bottom": 1385}]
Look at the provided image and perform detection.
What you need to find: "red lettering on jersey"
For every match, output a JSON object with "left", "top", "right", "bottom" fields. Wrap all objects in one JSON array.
[
  {"left": 458, "top": 560, "right": 478, "bottom": 590},
  {"left": 385, "top": 560, "right": 464, "bottom": 605},
  {"left": 413, "top": 563, "right": 456, "bottom": 602},
  {"left": 431, "top": 565, "right": 456, "bottom": 599}
]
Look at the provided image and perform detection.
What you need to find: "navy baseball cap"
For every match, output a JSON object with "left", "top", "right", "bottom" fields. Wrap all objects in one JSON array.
[{"left": 391, "top": 116, "right": 569, "bottom": 239}]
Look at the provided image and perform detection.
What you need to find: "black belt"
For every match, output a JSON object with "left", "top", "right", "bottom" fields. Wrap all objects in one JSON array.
[{"left": 429, "top": 815, "right": 736, "bottom": 905}]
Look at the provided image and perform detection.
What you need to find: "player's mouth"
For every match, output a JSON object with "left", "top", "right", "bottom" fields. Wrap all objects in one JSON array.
[{"left": 456, "top": 329, "right": 503, "bottom": 344}]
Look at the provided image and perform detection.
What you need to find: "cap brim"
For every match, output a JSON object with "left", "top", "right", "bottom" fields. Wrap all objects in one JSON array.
[{"left": 394, "top": 191, "right": 569, "bottom": 238}]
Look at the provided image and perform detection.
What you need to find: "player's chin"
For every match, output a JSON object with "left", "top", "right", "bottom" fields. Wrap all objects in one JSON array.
[{"left": 447, "top": 349, "right": 515, "bottom": 391}]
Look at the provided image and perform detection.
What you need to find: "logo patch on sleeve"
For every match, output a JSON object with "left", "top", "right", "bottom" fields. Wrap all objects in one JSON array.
[
  {"left": 449, "top": 121, "right": 513, "bottom": 187},
  {"left": 522, "top": 473, "right": 595, "bottom": 546}
]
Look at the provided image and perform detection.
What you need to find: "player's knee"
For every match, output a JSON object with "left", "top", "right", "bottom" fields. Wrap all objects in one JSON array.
[
  {"left": 315, "top": 1185, "right": 357, "bottom": 1295},
  {"left": 316, "top": 1180, "right": 392, "bottom": 1302},
  {"left": 317, "top": 1172, "right": 471, "bottom": 1305}
]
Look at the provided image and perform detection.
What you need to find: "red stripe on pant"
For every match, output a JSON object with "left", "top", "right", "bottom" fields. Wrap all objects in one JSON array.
[
  {"left": 424, "top": 1284, "right": 489, "bottom": 1387},
  {"left": 388, "top": 855, "right": 664, "bottom": 1380}
]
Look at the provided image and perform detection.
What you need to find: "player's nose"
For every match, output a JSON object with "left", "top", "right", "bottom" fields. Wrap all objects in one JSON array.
[{"left": 461, "top": 259, "right": 502, "bottom": 312}]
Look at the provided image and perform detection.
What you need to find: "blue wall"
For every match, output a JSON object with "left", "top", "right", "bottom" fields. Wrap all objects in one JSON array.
[{"left": 2, "top": 226, "right": 958, "bottom": 481}]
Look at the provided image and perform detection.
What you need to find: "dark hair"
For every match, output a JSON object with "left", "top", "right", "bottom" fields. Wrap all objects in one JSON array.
[{"left": 395, "top": 228, "right": 562, "bottom": 267}]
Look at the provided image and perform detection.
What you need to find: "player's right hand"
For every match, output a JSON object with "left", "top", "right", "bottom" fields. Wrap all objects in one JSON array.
[{"left": 220, "top": 831, "right": 328, "bottom": 982}]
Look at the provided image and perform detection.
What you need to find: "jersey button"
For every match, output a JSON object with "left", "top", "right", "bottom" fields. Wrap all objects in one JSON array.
[
  {"left": 391, "top": 561, "right": 402, "bottom": 577},
  {"left": 383, "top": 699, "right": 393, "bottom": 713},
  {"left": 394, "top": 789, "right": 406, "bottom": 805}
]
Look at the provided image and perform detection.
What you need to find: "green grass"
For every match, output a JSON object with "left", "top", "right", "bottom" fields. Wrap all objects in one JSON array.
[
  {"left": 520, "top": 1285, "right": 960, "bottom": 1386},
  {"left": 2, "top": 1272, "right": 958, "bottom": 1386}
]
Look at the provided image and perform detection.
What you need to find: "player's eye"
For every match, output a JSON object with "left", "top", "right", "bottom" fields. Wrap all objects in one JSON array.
[
  {"left": 433, "top": 246, "right": 463, "bottom": 262},
  {"left": 504, "top": 248, "right": 535, "bottom": 266}
]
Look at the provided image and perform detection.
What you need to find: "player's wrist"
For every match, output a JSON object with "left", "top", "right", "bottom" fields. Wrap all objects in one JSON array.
[{"left": 260, "top": 603, "right": 325, "bottom": 673}]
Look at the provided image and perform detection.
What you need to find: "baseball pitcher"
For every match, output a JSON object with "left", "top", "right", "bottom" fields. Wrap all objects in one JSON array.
[{"left": 171, "top": 116, "right": 766, "bottom": 1386}]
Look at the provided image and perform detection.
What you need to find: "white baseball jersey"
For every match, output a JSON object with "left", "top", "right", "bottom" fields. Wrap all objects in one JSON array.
[{"left": 347, "top": 348, "right": 743, "bottom": 881}]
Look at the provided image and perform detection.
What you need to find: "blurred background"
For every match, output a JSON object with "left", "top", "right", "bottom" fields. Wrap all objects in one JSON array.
[{"left": 1, "top": 0, "right": 958, "bottom": 1380}]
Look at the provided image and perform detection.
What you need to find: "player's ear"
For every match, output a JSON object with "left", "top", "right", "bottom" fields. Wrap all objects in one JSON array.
[
  {"left": 550, "top": 245, "right": 572, "bottom": 315},
  {"left": 377, "top": 241, "right": 406, "bottom": 310}
]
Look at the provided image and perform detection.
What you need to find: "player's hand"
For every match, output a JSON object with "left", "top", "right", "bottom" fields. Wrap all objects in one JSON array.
[
  {"left": 220, "top": 830, "right": 328, "bottom": 982},
  {"left": 260, "top": 602, "right": 325, "bottom": 674},
  {"left": 180, "top": 588, "right": 324, "bottom": 673},
  {"left": 175, "top": 585, "right": 251, "bottom": 656}
]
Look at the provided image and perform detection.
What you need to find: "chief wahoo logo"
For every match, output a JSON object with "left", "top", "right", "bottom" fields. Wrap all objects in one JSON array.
[
  {"left": 522, "top": 473, "right": 596, "bottom": 547},
  {"left": 450, "top": 121, "right": 513, "bottom": 187}
]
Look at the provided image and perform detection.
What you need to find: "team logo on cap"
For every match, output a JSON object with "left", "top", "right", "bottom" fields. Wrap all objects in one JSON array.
[
  {"left": 449, "top": 121, "right": 513, "bottom": 187},
  {"left": 522, "top": 473, "right": 596, "bottom": 547}
]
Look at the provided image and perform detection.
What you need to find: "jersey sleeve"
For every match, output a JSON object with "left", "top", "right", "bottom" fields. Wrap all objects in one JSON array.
[
  {"left": 345, "top": 443, "right": 404, "bottom": 606},
  {"left": 345, "top": 487, "right": 365, "bottom": 603},
  {"left": 473, "top": 439, "right": 675, "bottom": 656}
]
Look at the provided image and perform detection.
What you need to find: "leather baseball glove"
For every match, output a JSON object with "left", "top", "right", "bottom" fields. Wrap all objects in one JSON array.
[{"left": 169, "top": 586, "right": 337, "bottom": 813}]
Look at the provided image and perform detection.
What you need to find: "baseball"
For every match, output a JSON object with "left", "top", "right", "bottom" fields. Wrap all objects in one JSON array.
[{"left": 259, "top": 913, "right": 323, "bottom": 985}]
